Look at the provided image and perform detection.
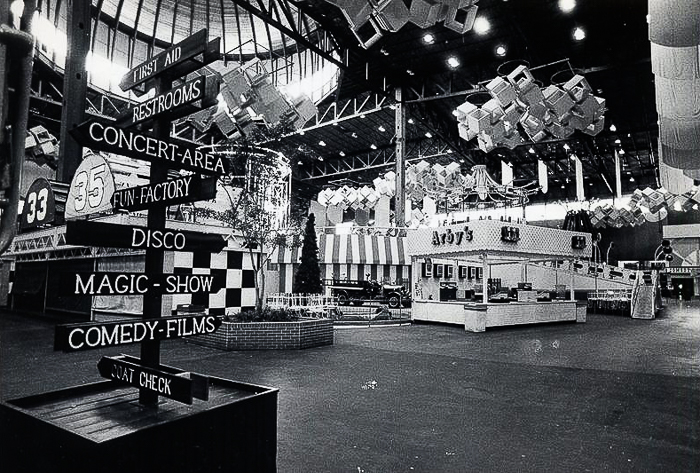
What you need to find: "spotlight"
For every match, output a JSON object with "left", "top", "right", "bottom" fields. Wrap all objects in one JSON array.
[
  {"left": 425, "top": 132, "right": 433, "bottom": 138},
  {"left": 319, "top": 140, "right": 326, "bottom": 146},
  {"left": 473, "top": 17, "right": 490, "bottom": 35},
  {"left": 558, "top": 0, "right": 576, "bottom": 13},
  {"left": 378, "top": 125, "right": 386, "bottom": 132},
  {"left": 615, "top": 139, "right": 621, "bottom": 144},
  {"left": 528, "top": 147, "right": 535, "bottom": 154},
  {"left": 573, "top": 27, "right": 585, "bottom": 41},
  {"left": 630, "top": 176, "right": 635, "bottom": 182},
  {"left": 370, "top": 144, "right": 377, "bottom": 150},
  {"left": 447, "top": 56, "right": 460, "bottom": 68},
  {"left": 423, "top": 33, "right": 435, "bottom": 44},
  {"left": 495, "top": 45, "right": 507, "bottom": 57},
  {"left": 339, "top": 151, "right": 346, "bottom": 156},
  {"left": 609, "top": 124, "right": 616, "bottom": 132},
  {"left": 408, "top": 118, "right": 415, "bottom": 124}
]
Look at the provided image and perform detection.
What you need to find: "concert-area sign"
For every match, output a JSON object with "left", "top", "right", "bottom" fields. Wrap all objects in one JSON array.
[
  {"left": 116, "top": 75, "right": 219, "bottom": 128},
  {"left": 70, "top": 120, "right": 229, "bottom": 175},
  {"left": 97, "top": 355, "right": 209, "bottom": 404},
  {"left": 21, "top": 178, "right": 56, "bottom": 230},
  {"left": 54, "top": 314, "right": 222, "bottom": 352},
  {"left": 63, "top": 272, "right": 225, "bottom": 295},
  {"left": 65, "top": 153, "right": 116, "bottom": 218},
  {"left": 65, "top": 220, "right": 227, "bottom": 253},
  {"left": 119, "top": 29, "right": 220, "bottom": 95},
  {"left": 111, "top": 175, "right": 217, "bottom": 212}
]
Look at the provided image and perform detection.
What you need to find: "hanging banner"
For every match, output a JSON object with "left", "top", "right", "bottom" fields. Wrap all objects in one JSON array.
[
  {"left": 501, "top": 161, "right": 513, "bottom": 186},
  {"left": 575, "top": 155, "right": 584, "bottom": 201},
  {"left": 64, "top": 153, "right": 116, "bottom": 219},
  {"left": 538, "top": 160, "right": 548, "bottom": 194},
  {"left": 614, "top": 149, "right": 622, "bottom": 199}
]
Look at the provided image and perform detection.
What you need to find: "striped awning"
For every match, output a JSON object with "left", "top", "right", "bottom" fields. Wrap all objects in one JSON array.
[{"left": 273, "top": 235, "right": 408, "bottom": 265}]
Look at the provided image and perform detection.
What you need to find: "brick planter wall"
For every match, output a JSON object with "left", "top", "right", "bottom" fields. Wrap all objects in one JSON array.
[{"left": 190, "top": 319, "right": 334, "bottom": 351}]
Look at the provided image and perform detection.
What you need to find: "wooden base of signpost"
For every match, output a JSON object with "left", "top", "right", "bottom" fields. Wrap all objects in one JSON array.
[{"left": 0, "top": 377, "right": 277, "bottom": 473}]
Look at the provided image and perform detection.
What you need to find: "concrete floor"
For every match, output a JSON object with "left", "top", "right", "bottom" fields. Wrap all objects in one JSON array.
[{"left": 1, "top": 301, "right": 698, "bottom": 472}]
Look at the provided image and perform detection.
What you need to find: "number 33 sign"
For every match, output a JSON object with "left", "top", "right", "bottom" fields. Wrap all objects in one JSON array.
[
  {"left": 21, "top": 178, "right": 56, "bottom": 230},
  {"left": 65, "top": 153, "right": 116, "bottom": 219}
]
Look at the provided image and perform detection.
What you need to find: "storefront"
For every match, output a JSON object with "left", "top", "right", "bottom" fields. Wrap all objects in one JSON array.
[{"left": 407, "top": 219, "right": 591, "bottom": 332}]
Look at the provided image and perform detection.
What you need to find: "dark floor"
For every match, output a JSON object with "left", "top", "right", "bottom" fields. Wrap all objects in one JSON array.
[{"left": 1, "top": 301, "right": 699, "bottom": 472}]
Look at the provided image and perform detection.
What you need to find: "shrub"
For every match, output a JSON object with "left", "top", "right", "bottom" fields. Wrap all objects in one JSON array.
[{"left": 225, "top": 307, "right": 299, "bottom": 323}]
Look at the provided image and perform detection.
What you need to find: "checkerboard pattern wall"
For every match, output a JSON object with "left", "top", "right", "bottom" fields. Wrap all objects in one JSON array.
[{"left": 171, "top": 250, "right": 258, "bottom": 316}]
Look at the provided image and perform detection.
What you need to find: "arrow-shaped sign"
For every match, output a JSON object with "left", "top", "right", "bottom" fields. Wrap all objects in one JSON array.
[
  {"left": 62, "top": 272, "right": 225, "bottom": 295},
  {"left": 65, "top": 220, "right": 227, "bottom": 253},
  {"left": 98, "top": 355, "right": 209, "bottom": 404},
  {"left": 54, "top": 314, "right": 222, "bottom": 352},
  {"left": 69, "top": 120, "right": 229, "bottom": 175},
  {"left": 111, "top": 175, "right": 217, "bottom": 212},
  {"left": 120, "top": 29, "right": 220, "bottom": 95}
]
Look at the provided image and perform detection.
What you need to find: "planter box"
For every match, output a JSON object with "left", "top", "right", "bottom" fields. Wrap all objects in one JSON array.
[
  {"left": 190, "top": 318, "right": 334, "bottom": 350},
  {"left": 0, "top": 377, "right": 277, "bottom": 473}
]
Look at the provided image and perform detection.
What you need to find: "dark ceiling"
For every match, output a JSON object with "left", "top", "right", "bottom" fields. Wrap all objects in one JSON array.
[
  {"left": 27, "top": 0, "right": 661, "bottom": 207},
  {"left": 283, "top": 0, "right": 659, "bottom": 204}
]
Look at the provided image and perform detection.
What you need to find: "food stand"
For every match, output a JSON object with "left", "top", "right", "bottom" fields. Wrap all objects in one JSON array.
[{"left": 407, "top": 219, "right": 591, "bottom": 332}]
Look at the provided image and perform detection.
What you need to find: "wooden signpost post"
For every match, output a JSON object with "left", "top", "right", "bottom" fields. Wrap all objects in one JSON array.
[{"left": 62, "top": 28, "right": 226, "bottom": 406}]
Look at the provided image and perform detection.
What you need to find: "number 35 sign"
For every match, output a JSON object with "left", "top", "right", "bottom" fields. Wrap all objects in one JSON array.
[{"left": 65, "top": 153, "right": 116, "bottom": 218}]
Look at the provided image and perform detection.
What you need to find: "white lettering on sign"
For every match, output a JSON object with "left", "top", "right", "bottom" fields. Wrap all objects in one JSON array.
[
  {"left": 131, "top": 228, "right": 186, "bottom": 250},
  {"left": 64, "top": 316, "right": 218, "bottom": 350},
  {"left": 75, "top": 273, "right": 150, "bottom": 295},
  {"left": 432, "top": 226, "right": 474, "bottom": 246},
  {"left": 140, "top": 372, "right": 172, "bottom": 395},
  {"left": 130, "top": 78, "right": 203, "bottom": 124},
  {"left": 86, "top": 122, "right": 225, "bottom": 174},
  {"left": 112, "top": 364, "right": 134, "bottom": 383},
  {"left": 132, "top": 59, "right": 158, "bottom": 84},
  {"left": 67, "top": 320, "right": 159, "bottom": 350},
  {"left": 165, "top": 275, "right": 214, "bottom": 293},
  {"left": 163, "top": 46, "right": 181, "bottom": 66}
]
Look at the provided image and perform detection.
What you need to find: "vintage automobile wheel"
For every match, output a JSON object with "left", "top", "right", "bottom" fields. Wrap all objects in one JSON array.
[
  {"left": 337, "top": 292, "right": 350, "bottom": 305},
  {"left": 387, "top": 294, "right": 401, "bottom": 309}
]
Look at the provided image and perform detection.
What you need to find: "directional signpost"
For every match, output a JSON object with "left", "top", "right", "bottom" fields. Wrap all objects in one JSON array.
[{"left": 56, "top": 28, "right": 227, "bottom": 407}]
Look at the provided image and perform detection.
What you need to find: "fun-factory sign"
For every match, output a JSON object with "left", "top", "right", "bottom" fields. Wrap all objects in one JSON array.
[
  {"left": 111, "top": 175, "right": 216, "bottom": 212},
  {"left": 54, "top": 315, "right": 222, "bottom": 352},
  {"left": 70, "top": 120, "right": 228, "bottom": 175}
]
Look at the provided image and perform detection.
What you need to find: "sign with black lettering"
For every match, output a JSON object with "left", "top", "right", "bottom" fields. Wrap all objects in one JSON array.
[
  {"left": 54, "top": 314, "right": 222, "bottom": 352},
  {"left": 119, "top": 29, "right": 220, "bottom": 95},
  {"left": 116, "top": 75, "right": 219, "bottom": 128},
  {"left": 111, "top": 175, "right": 217, "bottom": 212},
  {"left": 70, "top": 120, "right": 229, "bottom": 175},
  {"left": 65, "top": 220, "right": 227, "bottom": 253},
  {"left": 97, "top": 355, "right": 209, "bottom": 404},
  {"left": 21, "top": 178, "right": 56, "bottom": 229},
  {"left": 63, "top": 272, "right": 225, "bottom": 295},
  {"left": 64, "top": 153, "right": 116, "bottom": 218}
]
